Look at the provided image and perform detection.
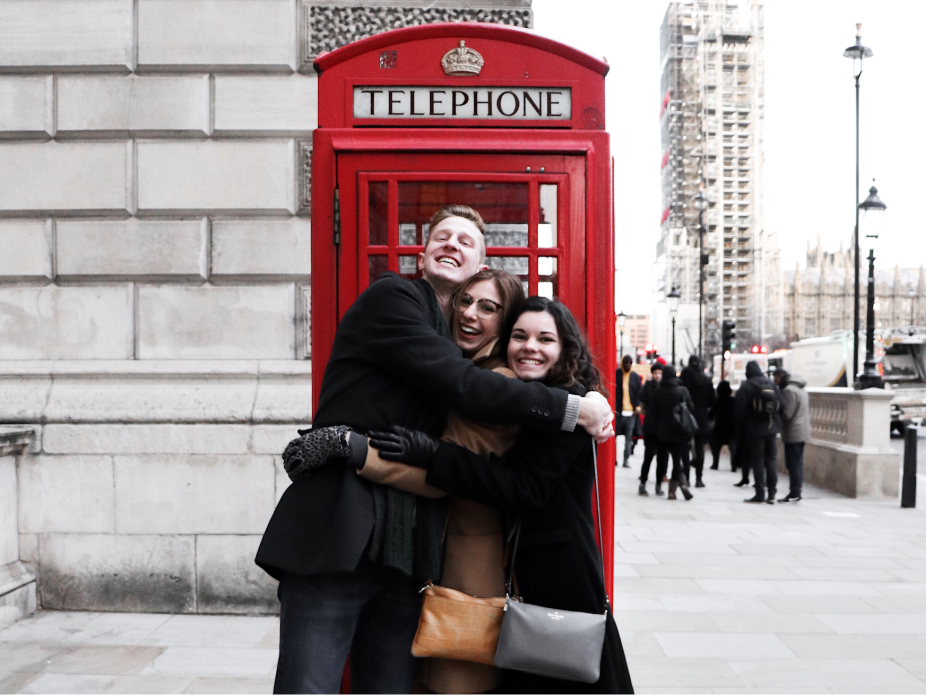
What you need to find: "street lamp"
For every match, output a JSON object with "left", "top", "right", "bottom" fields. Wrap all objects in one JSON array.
[
  {"left": 844, "top": 23, "right": 873, "bottom": 387},
  {"left": 859, "top": 182, "right": 886, "bottom": 389},
  {"left": 618, "top": 310, "right": 627, "bottom": 360},
  {"left": 910, "top": 287, "right": 916, "bottom": 327},
  {"left": 693, "top": 191, "right": 709, "bottom": 359},
  {"left": 668, "top": 285, "right": 681, "bottom": 365}
]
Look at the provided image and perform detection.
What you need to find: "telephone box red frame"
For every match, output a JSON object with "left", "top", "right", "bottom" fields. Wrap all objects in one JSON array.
[{"left": 311, "top": 23, "right": 616, "bottom": 593}]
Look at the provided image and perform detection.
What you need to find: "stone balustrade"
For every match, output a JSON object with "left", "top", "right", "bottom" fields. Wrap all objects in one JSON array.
[{"left": 782, "top": 387, "right": 899, "bottom": 499}]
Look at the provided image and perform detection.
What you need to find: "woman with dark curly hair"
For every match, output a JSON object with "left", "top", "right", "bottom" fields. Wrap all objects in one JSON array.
[{"left": 370, "top": 297, "right": 634, "bottom": 694}]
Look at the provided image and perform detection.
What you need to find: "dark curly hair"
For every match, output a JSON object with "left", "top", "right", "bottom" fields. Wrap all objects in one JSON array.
[{"left": 499, "top": 296, "right": 607, "bottom": 397}]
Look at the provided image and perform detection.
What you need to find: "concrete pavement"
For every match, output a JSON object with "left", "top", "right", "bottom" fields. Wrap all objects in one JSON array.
[{"left": 1, "top": 446, "right": 925, "bottom": 693}]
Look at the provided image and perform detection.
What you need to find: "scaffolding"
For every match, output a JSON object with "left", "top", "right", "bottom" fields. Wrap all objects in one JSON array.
[{"left": 656, "top": 0, "right": 772, "bottom": 360}]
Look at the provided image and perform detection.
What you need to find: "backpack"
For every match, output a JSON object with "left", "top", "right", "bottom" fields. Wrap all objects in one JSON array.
[
  {"left": 751, "top": 382, "right": 779, "bottom": 428},
  {"left": 673, "top": 401, "right": 699, "bottom": 436}
]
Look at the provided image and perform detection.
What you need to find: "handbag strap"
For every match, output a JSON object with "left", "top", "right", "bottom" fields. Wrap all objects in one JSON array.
[{"left": 505, "top": 439, "right": 611, "bottom": 614}]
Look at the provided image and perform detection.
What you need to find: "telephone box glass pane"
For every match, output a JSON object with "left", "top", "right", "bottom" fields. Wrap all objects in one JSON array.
[
  {"left": 399, "top": 255, "right": 418, "bottom": 279},
  {"left": 539, "top": 184, "right": 558, "bottom": 248},
  {"left": 398, "top": 182, "right": 529, "bottom": 248},
  {"left": 369, "top": 255, "right": 389, "bottom": 284},
  {"left": 539, "top": 256, "right": 558, "bottom": 298},
  {"left": 369, "top": 182, "right": 389, "bottom": 245}
]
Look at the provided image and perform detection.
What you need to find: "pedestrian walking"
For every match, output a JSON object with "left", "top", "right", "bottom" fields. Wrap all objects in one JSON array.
[
  {"left": 638, "top": 362, "right": 666, "bottom": 496},
  {"left": 773, "top": 369, "right": 809, "bottom": 503},
  {"left": 680, "top": 355, "right": 716, "bottom": 487},
  {"left": 650, "top": 364, "right": 694, "bottom": 500},
  {"left": 709, "top": 380, "right": 736, "bottom": 471},
  {"left": 734, "top": 360, "right": 782, "bottom": 504},
  {"left": 615, "top": 354, "right": 642, "bottom": 469}
]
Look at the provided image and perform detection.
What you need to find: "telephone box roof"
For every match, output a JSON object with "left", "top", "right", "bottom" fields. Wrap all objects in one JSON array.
[{"left": 314, "top": 22, "right": 609, "bottom": 77}]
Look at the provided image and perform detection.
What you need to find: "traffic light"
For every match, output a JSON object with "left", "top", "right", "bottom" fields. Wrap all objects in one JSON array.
[{"left": 722, "top": 320, "right": 736, "bottom": 352}]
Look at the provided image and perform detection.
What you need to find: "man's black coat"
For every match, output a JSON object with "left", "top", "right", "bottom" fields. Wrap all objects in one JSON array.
[
  {"left": 615, "top": 368, "right": 642, "bottom": 410},
  {"left": 734, "top": 372, "right": 782, "bottom": 438},
  {"left": 680, "top": 364, "right": 716, "bottom": 435},
  {"left": 256, "top": 273, "right": 570, "bottom": 579}
]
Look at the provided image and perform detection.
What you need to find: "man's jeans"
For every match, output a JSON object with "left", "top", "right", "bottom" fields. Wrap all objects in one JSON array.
[
  {"left": 748, "top": 434, "right": 778, "bottom": 500},
  {"left": 273, "top": 556, "right": 422, "bottom": 694},
  {"left": 784, "top": 441, "right": 805, "bottom": 496},
  {"left": 639, "top": 432, "right": 665, "bottom": 483},
  {"left": 685, "top": 434, "right": 707, "bottom": 482},
  {"left": 618, "top": 414, "right": 636, "bottom": 464}
]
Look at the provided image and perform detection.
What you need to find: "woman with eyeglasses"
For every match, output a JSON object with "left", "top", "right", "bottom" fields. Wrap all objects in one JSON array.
[{"left": 357, "top": 267, "right": 525, "bottom": 694}]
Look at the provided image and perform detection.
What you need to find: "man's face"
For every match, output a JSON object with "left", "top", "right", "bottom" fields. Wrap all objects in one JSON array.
[
  {"left": 773, "top": 373, "right": 782, "bottom": 385},
  {"left": 622, "top": 357, "right": 633, "bottom": 372},
  {"left": 652, "top": 369, "right": 663, "bottom": 383},
  {"left": 418, "top": 216, "right": 486, "bottom": 288}
]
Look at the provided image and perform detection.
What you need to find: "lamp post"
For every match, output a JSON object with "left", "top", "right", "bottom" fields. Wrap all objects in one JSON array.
[
  {"left": 844, "top": 24, "right": 873, "bottom": 388},
  {"left": 859, "top": 182, "right": 886, "bottom": 389},
  {"left": 693, "top": 191, "right": 709, "bottom": 358},
  {"left": 618, "top": 310, "right": 627, "bottom": 361},
  {"left": 668, "top": 285, "right": 680, "bottom": 365},
  {"left": 910, "top": 287, "right": 916, "bottom": 327}
]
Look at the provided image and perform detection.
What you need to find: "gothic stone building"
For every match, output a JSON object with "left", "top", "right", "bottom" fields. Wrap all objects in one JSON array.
[{"left": 784, "top": 238, "right": 926, "bottom": 341}]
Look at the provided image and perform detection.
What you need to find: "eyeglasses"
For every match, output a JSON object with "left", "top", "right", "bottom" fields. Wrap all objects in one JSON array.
[{"left": 453, "top": 293, "right": 503, "bottom": 318}]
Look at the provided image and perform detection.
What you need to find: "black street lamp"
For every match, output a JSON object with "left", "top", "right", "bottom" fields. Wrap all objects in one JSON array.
[
  {"left": 844, "top": 23, "right": 873, "bottom": 387},
  {"left": 618, "top": 310, "right": 627, "bottom": 360},
  {"left": 693, "top": 191, "right": 709, "bottom": 358},
  {"left": 859, "top": 182, "right": 887, "bottom": 389},
  {"left": 668, "top": 285, "right": 681, "bottom": 365},
  {"left": 910, "top": 287, "right": 916, "bottom": 327}
]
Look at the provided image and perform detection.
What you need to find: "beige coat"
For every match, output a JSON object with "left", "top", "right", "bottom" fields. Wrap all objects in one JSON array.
[{"left": 359, "top": 344, "right": 517, "bottom": 694}]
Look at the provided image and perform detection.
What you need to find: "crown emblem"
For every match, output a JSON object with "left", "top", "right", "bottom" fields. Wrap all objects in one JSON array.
[{"left": 441, "top": 40, "right": 484, "bottom": 76}]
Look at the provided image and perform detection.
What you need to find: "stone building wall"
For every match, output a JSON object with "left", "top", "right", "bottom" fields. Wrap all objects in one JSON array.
[{"left": 0, "top": 0, "right": 531, "bottom": 614}]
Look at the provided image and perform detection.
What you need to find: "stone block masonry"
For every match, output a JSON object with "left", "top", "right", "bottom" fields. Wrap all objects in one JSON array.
[{"left": 0, "top": 0, "right": 533, "bottom": 617}]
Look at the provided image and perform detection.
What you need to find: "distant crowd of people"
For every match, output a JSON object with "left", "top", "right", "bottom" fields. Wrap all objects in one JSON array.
[{"left": 615, "top": 354, "right": 810, "bottom": 504}]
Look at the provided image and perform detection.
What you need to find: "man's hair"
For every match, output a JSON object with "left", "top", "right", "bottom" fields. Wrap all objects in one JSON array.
[
  {"left": 622, "top": 355, "right": 633, "bottom": 368},
  {"left": 428, "top": 204, "right": 485, "bottom": 235},
  {"left": 650, "top": 363, "right": 663, "bottom": 373}
]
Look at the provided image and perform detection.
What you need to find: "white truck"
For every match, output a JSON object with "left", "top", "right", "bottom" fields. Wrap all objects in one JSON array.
[{"left": 880, "top": 327, "right": 926, "bottom": 432}]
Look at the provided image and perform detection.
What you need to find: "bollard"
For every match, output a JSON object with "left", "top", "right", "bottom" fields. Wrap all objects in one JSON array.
[{"left": 902, "top": 425, "right": 917, "bottom": 508}]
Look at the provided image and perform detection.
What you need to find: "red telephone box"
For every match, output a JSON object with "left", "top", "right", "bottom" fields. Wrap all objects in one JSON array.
[{"left": 311, "top": 23, "right": 616, "bottom": 592}]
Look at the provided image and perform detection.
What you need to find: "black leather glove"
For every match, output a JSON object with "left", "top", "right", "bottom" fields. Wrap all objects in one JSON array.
[
  {"left": 283, "top": 425, "right": 352, "bottom": 482},
  {"left": 368, "top": 426, "right": 439, "bottom": 469}
]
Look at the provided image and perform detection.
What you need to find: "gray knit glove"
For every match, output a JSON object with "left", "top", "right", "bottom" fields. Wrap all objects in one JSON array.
[{"left": 283, "top": 426, "right": 351, "bottom": 482}]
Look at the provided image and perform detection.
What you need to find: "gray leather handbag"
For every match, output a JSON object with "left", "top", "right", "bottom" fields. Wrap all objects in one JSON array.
[{"left": 494, "top": 444, "right": 609, "bottom": 683}]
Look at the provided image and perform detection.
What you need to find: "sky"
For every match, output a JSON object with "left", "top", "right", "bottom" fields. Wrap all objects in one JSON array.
[{"left": 533, "top": 0, "right": 924, "bottom": 314}]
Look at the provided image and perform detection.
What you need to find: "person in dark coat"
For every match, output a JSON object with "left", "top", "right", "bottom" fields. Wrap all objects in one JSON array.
[
  {"left": 615, "top": 355, "right": 643, "bottom": 468},
  {"left": 709, "top": 380, "right": 736, "bottom": 471},
  {"left": 256, "top": 206, "right": 615, "bottom": 694},
  {"left": 734, "top": 360, "right": 782, "bottom": 504},
  {"left": 368, "top": 297, "right": 634, "bottom": 694},
  {"left": 649, "top": 365, "right": 695, "bottom": 500},
  {"left": 680, "top": 355, "right": 716, "bottom": 487},
  {"left": 638, "top": 363, "right": 666, "bottom": 496}
]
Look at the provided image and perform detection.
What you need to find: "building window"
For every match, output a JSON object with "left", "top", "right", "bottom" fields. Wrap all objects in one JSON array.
[{"left": 804, "top": 318, "right": 816, "bottom": 336}]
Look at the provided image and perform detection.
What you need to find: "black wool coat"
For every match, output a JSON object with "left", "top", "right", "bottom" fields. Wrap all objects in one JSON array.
[
  {"left": 639, "top": 379, "right": 659, "bottom": 435},
  {"left": 255, "top": 273, "right": 570, "bottom": 580},
  {"left": 648, "top": 371, "right": 696, "bottom": 444},
  {"left": 734, "top": 375, "right": 783, "bottom": 438},
  {"left": 680, "top": 366, "right": 716, "bottom": 435},
  {"left": 425, "top": 384, "right": 634, "bottom": 694},
  {"left": 711, "top": 383, "right": 736, "bottom": 445}
]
